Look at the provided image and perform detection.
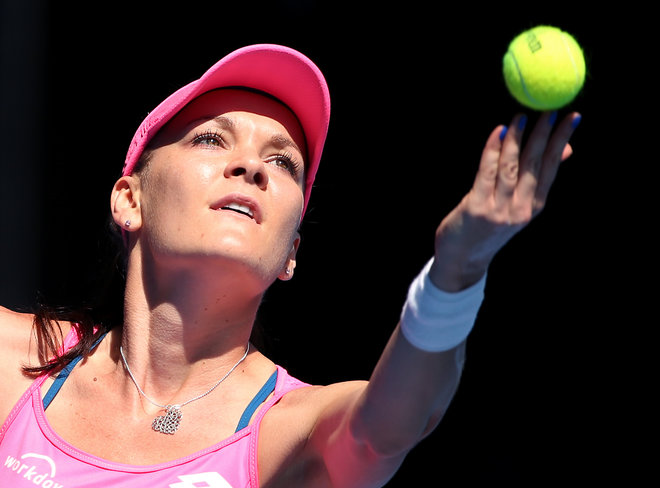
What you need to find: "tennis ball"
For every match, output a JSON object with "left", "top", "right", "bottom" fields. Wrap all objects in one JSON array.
[{"left": 503, "top": 25, "right": 585, "bottom": 110}]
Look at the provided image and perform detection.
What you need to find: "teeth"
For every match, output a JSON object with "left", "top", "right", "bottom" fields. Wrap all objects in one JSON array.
[{"left": 223, "top": 202, "right": 254, "bottom": 218}]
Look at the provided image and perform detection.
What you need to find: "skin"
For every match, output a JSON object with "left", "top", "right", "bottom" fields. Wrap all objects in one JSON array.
[{"left": 0, "top": 88, "right": 580, "bottom": 487}]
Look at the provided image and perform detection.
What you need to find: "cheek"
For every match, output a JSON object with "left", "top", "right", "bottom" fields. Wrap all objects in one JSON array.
[
  {"left": 139, "top": 167, "right": 207, "bottom": 239},
  {"left": 272, "top": 207, "right": 302, "bottom": 263},
  {"left": 274, "top": 176, "right": 305, "bottom": 224},
  {"left": 261, "top": 188, "right": 302, "bottom": 261},
  {"left": 197, "top": 162, "right": 217, "bottom": 182},
  {"left": 144, "top": 156, "right": 216, "bottom": 205}
]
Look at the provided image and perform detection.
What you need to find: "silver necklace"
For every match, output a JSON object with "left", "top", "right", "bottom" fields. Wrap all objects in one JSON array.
[{"left": 120, "top": 343, "right": 250, "bottom": 434}]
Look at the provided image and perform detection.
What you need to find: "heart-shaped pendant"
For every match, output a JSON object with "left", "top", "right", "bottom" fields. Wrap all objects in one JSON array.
[{"left": 152, "top": 405, "right": 182, "bottom": 434}]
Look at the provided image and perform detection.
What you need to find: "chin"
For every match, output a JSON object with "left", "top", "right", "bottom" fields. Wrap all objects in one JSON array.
[{"left": 198, "top": 248, "right": 284, "bottom": 284}]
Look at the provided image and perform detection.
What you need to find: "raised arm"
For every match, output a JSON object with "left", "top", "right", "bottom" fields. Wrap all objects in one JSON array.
[
  {"left": 431, "top": 111, "right": 580, "bottom": 292},
  {"left": 304, "top": 111, "right": 581, "bottom": 487}
]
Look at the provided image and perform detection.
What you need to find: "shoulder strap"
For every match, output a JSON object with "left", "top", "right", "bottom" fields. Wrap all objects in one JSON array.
[
  {"left": 42, "top": 331, "right": 108, "bottom": 410},
  {"left": 234, "top": 369, "right": 278, "bottom": 432}
]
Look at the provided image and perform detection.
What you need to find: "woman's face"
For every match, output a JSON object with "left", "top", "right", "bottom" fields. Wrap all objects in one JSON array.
[{"left": 128, "top": 89, "right": 306, "bottom": 285}]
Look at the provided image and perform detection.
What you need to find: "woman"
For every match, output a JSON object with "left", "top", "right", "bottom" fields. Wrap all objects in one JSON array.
[{"left": 0, "top": 44, "right": 580, "bottom": 487}]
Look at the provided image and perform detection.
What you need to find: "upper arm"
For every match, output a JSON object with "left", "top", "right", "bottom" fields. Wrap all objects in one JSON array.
[
  {"left": 305, "top": 381, "right": 410, "bottom": 488},
  {"left": 0, "top": 306, "right": 39, "bottom": 367},
  {"left": 290, "top": 329, "right": 465, "bottom": 487},
  {"left": 258, "top": 380, "right": 407, "bottom": 488},
  {"left": 0, "top": 306, "right": 39, "bottom": 423}
]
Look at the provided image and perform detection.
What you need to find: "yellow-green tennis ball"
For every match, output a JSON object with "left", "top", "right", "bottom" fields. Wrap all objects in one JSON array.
[{"left": 503, "top": 25, "right": 585, "bottom": 110}]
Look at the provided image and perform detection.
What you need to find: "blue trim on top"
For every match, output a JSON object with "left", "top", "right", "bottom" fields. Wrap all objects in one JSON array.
[
  {"left": 43, "top": 334, "right": 279, "bottom": 432},
  {"left": 234, "top": 369, "right": 278, "bottom": 432},
  {"left": 42, "top": 332, "right": 109, "bottom": 410}
]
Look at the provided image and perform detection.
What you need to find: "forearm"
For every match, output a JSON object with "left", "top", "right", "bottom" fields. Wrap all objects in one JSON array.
[{"left": 349, "top": 258, "right": 483, "bottom": 456}]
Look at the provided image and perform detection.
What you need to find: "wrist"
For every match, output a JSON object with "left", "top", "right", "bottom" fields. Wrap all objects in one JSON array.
[
  {"left": 428, "top": 257, "right": 489, "bottom": 293},
  {"left": 400, "top": 258, "right": 486, "bottom": 352}
]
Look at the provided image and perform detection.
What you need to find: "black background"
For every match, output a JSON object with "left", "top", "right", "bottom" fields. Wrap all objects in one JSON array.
[{"left": 0, "top": 1, "right": 644, "bottom": 484}]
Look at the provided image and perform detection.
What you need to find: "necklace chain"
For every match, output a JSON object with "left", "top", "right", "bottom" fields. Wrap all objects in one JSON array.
[{"left": 119, "top": 343, "right": 249, "bottom": 434}]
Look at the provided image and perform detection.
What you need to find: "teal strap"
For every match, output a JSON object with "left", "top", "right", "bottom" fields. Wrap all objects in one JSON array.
[
  {"left": 43, "top": 332, "right": 108, "bottom": 410},
  {"left": 44, "top": 336, "right": 278, "bottom": 433},
  {"left": 234, "top": 369, "right": 278, "bottom": 432}
]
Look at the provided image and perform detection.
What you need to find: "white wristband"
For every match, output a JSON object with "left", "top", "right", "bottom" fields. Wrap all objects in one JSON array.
[{"left": 400, "top": 258, "right": 486, "bottom": 352}]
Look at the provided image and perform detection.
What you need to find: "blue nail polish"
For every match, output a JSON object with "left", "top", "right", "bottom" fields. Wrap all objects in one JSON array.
[
  {"left": 571, "top": 114, "right": 582, "bottom": 129},
  {"left": 549, "top": 111, "right": 558, "bottom": 126},
  {"left": 499, "top": 126, "right": 508, "bottom": 141},
  {"left": 518, "top": 115, "right": 527, "bottom": 130}
]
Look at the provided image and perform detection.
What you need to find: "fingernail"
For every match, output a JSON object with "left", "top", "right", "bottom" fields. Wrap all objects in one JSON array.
[
  {"left": 571, "top": 114, "right": 582, "bottom": 129},
  {"left": 549, "top": 111, "right": 558, "bottom": 126},
  {"left": 518, "top": 115, "right": 527, "bottom": 130},
  {"left": 499, "top": 126, "right": 508, "bottom": 141}
]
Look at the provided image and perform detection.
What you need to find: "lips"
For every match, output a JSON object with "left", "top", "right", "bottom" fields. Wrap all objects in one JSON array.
[
  {"left": 223, "top": 202, "right": 253, "bottom": 218},
  {"left": 211, "top": 193, "right": 261, "bottom": 223}
]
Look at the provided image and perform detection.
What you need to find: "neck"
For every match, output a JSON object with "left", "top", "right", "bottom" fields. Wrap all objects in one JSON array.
[{"left": 118, "top": 248, "right": 268, "bottom": 401}]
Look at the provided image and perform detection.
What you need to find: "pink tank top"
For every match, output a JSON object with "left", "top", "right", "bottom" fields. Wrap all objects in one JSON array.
[{"left": 0, "top": 331, "right": 309, "bottom": 487}]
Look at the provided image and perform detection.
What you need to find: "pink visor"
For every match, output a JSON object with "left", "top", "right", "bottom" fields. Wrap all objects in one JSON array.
[{"left": 122, "top": 44, "right": 331, "bottom": 215}]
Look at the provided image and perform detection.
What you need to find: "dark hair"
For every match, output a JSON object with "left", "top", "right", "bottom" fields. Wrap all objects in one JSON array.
[
  {"left": 22, "top": 145, "right": 270, "bottom": 375},
  {"left": 22, "top": 143, "right": 148, "bottom": 376},
  {"left": 23, "top": 214, "right": 127, "bottom": 376}
]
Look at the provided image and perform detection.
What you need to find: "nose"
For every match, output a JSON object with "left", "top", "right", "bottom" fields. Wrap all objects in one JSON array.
[{"left": 223, "top": 153, "right": 269, "bottom": 190}]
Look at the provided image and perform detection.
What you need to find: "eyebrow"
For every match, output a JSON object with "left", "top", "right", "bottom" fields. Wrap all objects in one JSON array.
[
  {"left": 201, "top": 115, "right": 303, "bottom": 157},
  {"left": 208, "top": 115, "right": 236, "bottom": 131},
  {"left": 268, "top": 133, "right": 303, "bottom": 156}
]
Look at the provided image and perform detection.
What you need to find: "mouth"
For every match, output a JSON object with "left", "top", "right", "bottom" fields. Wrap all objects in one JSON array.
[
  {"left": 222, "top": 202, "right": 254, "bottom": 218},
  {"left": 211, "top": 194, "right": 261, "bottom": 223}
]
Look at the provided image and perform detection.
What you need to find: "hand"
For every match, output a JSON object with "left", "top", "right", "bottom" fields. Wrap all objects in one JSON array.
[{"left": 431, "top": 111, "right": 581, "bottom": 292}]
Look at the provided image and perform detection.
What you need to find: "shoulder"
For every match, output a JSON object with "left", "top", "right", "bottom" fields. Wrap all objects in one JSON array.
[
  {"left": 0, "top": 306, "right": 72, "bottom": 423},
  {"left": 0, "top": 306, "right": 37, "bottom": 366},
  {"left": 0, "top": 305, "right": 74, "bottom": 366},
  {"left": 0, "top": 306, "right": 37, "bottom": 423},
  {"left": 270, "top": 374, "right": 367, "bottom": 425},
  {"left": 258, "top": 379, "right": 368, "bottom": 487},
  {"left": 284, "top": 380, "right": 367, "bottom": 417}
]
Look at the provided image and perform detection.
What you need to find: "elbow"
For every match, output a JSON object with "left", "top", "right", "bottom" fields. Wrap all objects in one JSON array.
[{"left": 348, "top": 405, "right": 445, "bottom": 459}]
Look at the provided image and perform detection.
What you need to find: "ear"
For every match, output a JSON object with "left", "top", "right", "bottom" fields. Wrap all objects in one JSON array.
[
  {"left": 278, "top": 233, "right": 301, "bottom": 281},
  {"left": 110, "top": 175, "right": 143, "bottom": 232}
]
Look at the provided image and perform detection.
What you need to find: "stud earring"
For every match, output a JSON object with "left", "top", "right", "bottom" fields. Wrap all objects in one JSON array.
[
  {"left": 284, "top": 268, "right": 291, "bottom": 275},
  {"left": 124, "top": 219, "right": 131, "bottom": 228}
]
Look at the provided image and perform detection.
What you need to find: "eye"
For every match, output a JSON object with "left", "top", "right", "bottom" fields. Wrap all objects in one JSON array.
[
  {"left": 192, "top": 130, "right": 225, "bottom": 147},
  {"left": 266, "top": 152, "right": 302, "bottom": 178}
]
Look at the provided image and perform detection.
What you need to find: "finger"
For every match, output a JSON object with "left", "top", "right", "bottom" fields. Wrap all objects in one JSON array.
[
  {"left": 517, "top": 111, "right": 559, "bottom": 202},
  {"left": 494, "top": 113, "right": 527, "bottom": 206},
  {"left": 536, "top": 112, "right": 581, "bottom": 206},
  {"left": 472, "top": 124, "right": 508, "bottom": 202}
]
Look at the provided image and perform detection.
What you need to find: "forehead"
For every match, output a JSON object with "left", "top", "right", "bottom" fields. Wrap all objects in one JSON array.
[{"left": 153, "top": 88, "right": 306, "bottom": 155}]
